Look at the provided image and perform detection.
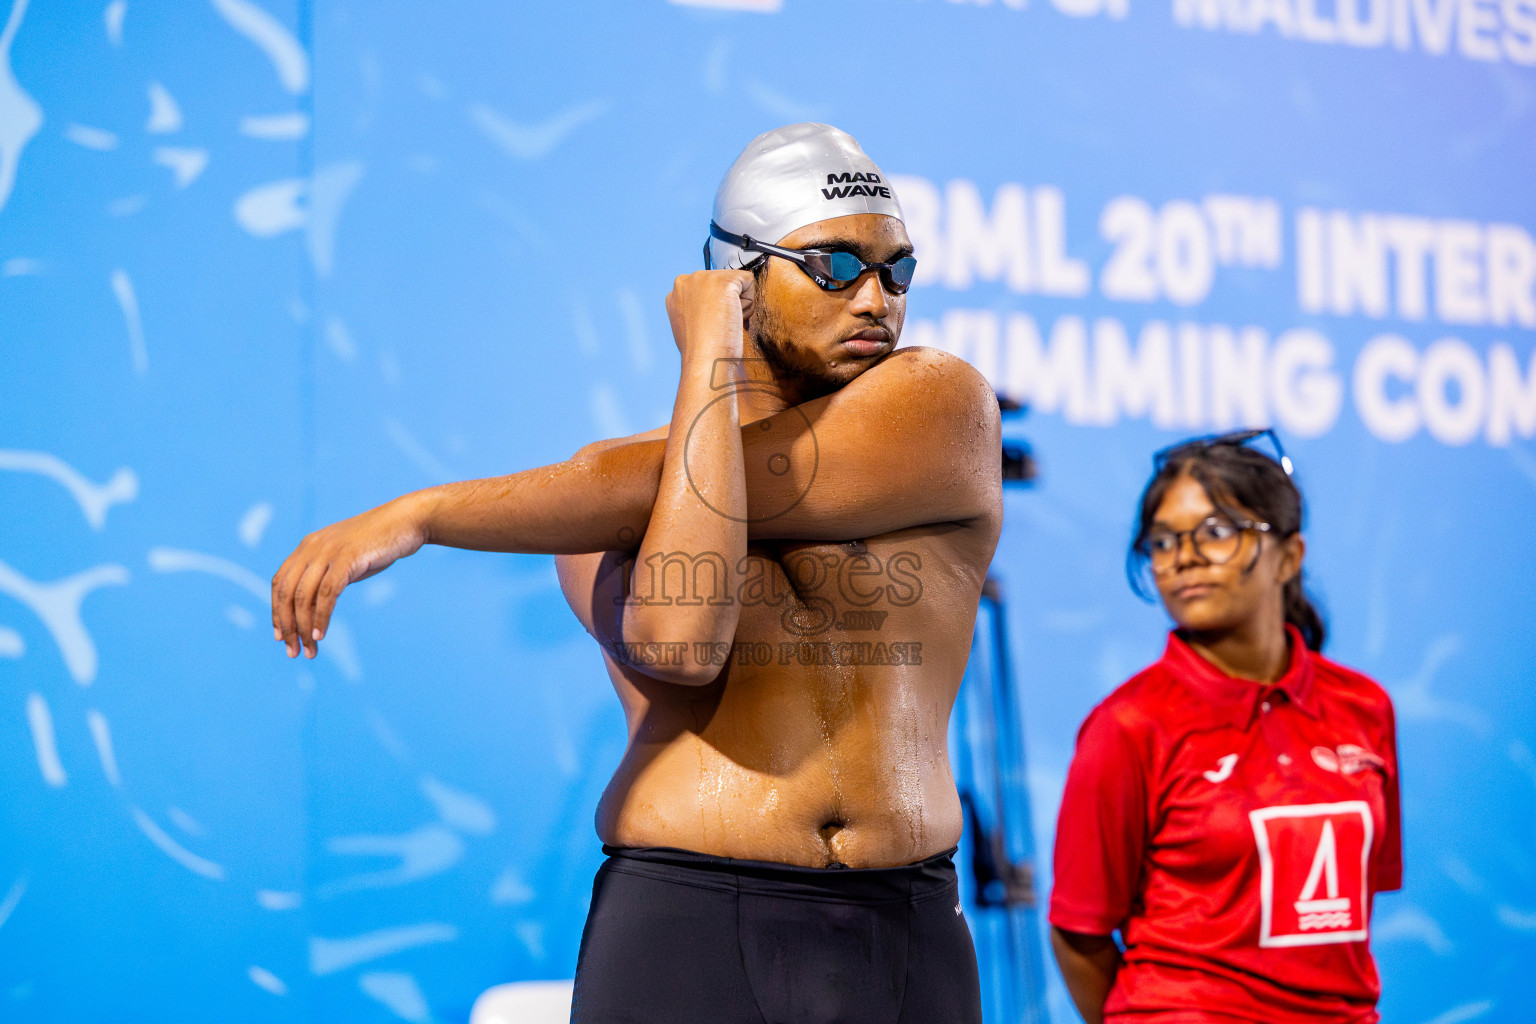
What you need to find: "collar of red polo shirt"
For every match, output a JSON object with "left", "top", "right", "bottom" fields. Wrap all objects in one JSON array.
[{"left": 1160, "top": 623, "right": 1320, "bottom": 729}]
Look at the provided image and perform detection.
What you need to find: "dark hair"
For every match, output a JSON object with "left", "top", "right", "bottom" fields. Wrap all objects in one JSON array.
[
  {"left": 1127, "top": 442, "right": 1327, "bottom": 651},
  {"left": 748, "top": 254, "right": 771, "bottom": 288}
]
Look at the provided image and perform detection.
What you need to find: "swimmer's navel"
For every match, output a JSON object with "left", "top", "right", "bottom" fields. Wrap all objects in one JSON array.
[{"left": 818, "top": 820, "right": 846, "bottom": 859}]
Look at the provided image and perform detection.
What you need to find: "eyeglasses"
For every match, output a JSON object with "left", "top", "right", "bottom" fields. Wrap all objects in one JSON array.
[
  {"left": 1145, "top": 515, "right": 1271, "bottom": 573},
  {"left": 1153, "top": 428, "right": 1294, "bottom": 476},
  {"left": 705, "top": 222, "right": 918, "bottom": 295}
]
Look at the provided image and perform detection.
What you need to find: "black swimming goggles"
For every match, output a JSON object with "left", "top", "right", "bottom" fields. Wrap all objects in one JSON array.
[{"left": 704, "top": 222, "right": 918, "bottom": 295}]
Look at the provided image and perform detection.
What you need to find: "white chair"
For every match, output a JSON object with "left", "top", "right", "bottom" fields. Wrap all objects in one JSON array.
[{"left": 469, "top": 980, "right": 575, "bottom": 1024}]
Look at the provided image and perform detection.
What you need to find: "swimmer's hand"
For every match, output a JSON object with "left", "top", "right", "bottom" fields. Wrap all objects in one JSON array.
[
  {"left": 270, "top": 494, "right": 429, "bottom": 659},
  {"left": 664, "top": 268, "right": 754, "bottom": 361}
]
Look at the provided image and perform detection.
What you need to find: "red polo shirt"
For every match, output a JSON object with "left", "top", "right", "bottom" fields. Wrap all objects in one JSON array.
[{"left": 1049, "top": 626, "right": 1402, "bottom": 1023}]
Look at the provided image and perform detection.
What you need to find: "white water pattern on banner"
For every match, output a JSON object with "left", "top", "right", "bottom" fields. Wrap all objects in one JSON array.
[
  {"left": 147, "top": 547, "right": 267, "bottom": 600},
  {"left": 0, "top": 559, "right": 130, "bottom": 684},
  {"left": 248, "top": 964, "right": 288, "bottom": 996},
  {"left": 1389, "top": 634, "right": 1491, "bottom": 734},
  {"left": 1375, "top": 904, "right": 1454, "bottom": 955},
  {"left": 110, "top": 268, "right": 148, "bottom": 374},
  {"left": 235, "top": 177, "right": 306, "bottom": 235},
  {"left": 320, "top": 618, "right": 362, "bottom": 681},
  {"left": 384, "top": 419, "right": 455, "bottom": 483},
  {"left": 0, "top": 0, "right": 39, "bottom": 213},
  {"left": 145, "top": 81, "right": 182, "bottom": 134},
  {"left": 1416, "top": 1000, "right": 1496, "bottom": 1024},
  {"left": 359, "top": 971, "right": 433, "bottom": 1023},
  {"left": 240, "top": 111, "right": 309, "bottom": 139},
  {"left": 103, "top": 0, "right": 125, "bottom": 46},
  {"left": 238, "top": 501, "right": 274, "bottom": 547},
  {"left": 0, "top": 876, "right": 26, "bottom": 931},
  {"left": 318, "top": 825, "right": 466, "bottom": 898},
  {"left": 168, "top": 807, "right": 206, "bottom": 836},
  {"left": 130, "top": 805, "right": 226, "bottom": 880},
  {"left": 0, "top": 450, "right": 139, "bottom": 529},
  {"left": 153, "top": 146, "right": 209, "bottom": 189},
  {"left": 420, "top": 776, "right": 498, "bottom": 836},
  {"left": 233, "top": 162, "right": 365, "bottom": 277},
  {"left": 309, "top": 923, "right": 460, "bottom": 976},
  {"left": 490, "top": 866, "right": 535, "bottom": 906},
  {"left": 469, "top": 100, "right": 608, "bottom": 161},
  {"left": 256, "top": 889, "right": 302, "bottom": 911},
  {"left": 210, "top": 0, "right": 309, "bottom": 94},
  {"left": 65, "top": 123, "right": 118, "bottom": 150},
  {"left": 25, "top": 692, "right": 66, "bottom": 787},
  {"left": 87, "top": 708, "right": 121, "bottom": 786}
]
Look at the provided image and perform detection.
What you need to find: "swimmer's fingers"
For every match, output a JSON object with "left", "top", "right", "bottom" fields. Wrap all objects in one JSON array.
[
  {"left": 271, "top": 540, "right": 312, "bottom": 658},
  {"left": 668, "top": 270, "right": 754, "bottom": 325},
  {"left": 290, "top": 556, "right": 332, "bottom": 660},
  {"left": 270, "top": 556, "right": 286, "bottom": 650},
  {"left": 665, "top": 285, "right": 688, "bottom": 355},
  {"left": 291, "top": 543, "right": 367, "bottom": 658},
  {"left": 736, "top": 271, "right": 756, "bottom": 327},
  {"left": 273, "top": 501, "right": 427, "bottom": 659},
  {"left": 308, "top": 562, "right": 354, "bottom": 652},
  {"left": 272, "top": 533, "right": 343, "bottom": 659}
]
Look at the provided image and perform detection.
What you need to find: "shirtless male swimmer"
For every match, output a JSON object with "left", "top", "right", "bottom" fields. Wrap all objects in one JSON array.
[{"left": 271, "top": 123, "right": 1002, "bottom": 1024}]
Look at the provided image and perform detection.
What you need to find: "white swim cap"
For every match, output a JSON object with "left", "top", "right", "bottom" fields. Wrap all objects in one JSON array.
[{"left": 706, "top": 123, "right": 905, "bottom": 270}]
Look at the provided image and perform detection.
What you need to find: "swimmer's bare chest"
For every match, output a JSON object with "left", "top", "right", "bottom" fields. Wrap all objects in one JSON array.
[{"left": 573, "top": 524, "right": 988, "bottom": 868}]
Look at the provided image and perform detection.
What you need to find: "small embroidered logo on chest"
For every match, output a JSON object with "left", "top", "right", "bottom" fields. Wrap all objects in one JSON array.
[
  {"left": 1337, "top": 744, "right": 1386, "bottom": 775},
  {"left": 1203, "top": 753, "right": 1239, "bottom": 783},
  {"left": 1313, "top": 744, "right": 1384, "bottom": 775},
  {"left": 954, "top": 902, "right": 963, "bottom": 916}
]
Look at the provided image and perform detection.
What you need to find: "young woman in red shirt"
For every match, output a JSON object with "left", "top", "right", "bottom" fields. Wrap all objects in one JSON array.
[{"left": 1049, "top": 430, "right": 1402, "bottom": 1024}]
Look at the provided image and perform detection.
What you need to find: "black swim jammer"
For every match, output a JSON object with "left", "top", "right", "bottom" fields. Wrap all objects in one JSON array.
[{"left": 570, "top": 845, "right": 983, "bottom": 1024}]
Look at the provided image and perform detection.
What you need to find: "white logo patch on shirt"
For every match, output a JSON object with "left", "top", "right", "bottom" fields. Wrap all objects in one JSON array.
[
  {"left": 1203, "top": 753, "right": 1238, "bottom": 783},
  {"left": 1249, "top": 801, "right": 1373, "bottom": 947}
]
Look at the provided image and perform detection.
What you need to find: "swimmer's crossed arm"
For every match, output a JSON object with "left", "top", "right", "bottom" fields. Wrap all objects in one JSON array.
[
  {"left": 578, "top": 269, "right": 751, "bottom": 684},
  {"left": 271, "top": 277, "right": 999, "bottom": 661},
  {"left": 552, "top": 334, "right": 1002, "bottom": 683}
]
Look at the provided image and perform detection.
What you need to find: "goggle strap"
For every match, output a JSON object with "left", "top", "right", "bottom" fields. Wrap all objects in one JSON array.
[{"left": 709, "top": 222, "right": 752, "bottom": 250}]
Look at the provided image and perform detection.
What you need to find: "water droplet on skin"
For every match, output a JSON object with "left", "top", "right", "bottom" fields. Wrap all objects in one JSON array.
[{"left": 696, "top": 743, "right": 709, "bottom": 836}]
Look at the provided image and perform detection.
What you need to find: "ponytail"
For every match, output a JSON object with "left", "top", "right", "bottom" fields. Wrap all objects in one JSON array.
[{"left": 1283, "top": 574, "right": 1326, "bottom": 652}]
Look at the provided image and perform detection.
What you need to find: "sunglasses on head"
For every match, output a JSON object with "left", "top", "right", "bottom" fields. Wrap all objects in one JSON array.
[
  {"left": 1153, "top": 428, "right": 1295, "bottom": 476},
  {"left": 705, "top": 222, "right": 918, "bottom": 295}
]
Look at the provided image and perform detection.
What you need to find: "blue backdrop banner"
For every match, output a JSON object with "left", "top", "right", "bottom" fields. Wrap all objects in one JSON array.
[{"left": 0, "top": 1, "right": 1532, "bottom": 1022}]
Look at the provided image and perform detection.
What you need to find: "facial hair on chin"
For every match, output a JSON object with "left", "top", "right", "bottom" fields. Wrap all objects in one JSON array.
[{"left": 750, "top": 314, "right": 844, "bottom": 401}]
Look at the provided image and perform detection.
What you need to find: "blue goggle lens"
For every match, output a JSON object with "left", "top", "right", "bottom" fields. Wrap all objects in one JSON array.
[{"left": 824, "top": 253, "right": 917, "bottom": 293}]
